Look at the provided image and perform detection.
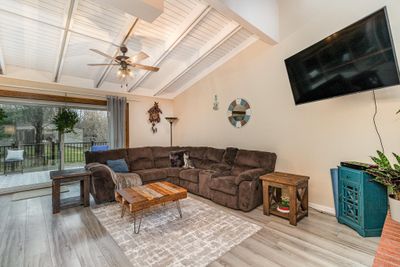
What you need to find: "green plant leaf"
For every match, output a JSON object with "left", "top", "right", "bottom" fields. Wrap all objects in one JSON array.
[
  {"left": 393, "top": 153, "right": 400, "bottom": 165},
  {"left": 367, "top": 150, "right": 400, "bottom": 197},
  {"left": 375, "top": 151, "right": 392, "bottom": 170},
  {"left": 52, "top": 108, "right": 79, "bottom": 135}
]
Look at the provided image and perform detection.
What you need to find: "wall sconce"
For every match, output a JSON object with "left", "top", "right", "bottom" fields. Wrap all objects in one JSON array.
[{"left": 213, "top": 95, "right": 219, "bottom": 111}]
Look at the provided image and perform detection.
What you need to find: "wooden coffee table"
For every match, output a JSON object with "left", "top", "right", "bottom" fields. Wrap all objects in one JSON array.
[{"left": 115, "top": 181, "right": 187, "bottom": 233}]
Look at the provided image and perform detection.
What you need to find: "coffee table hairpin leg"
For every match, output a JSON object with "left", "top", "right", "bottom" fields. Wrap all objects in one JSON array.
[
  {"left": 121, "top": 204, "right": 126, "bottom": 218},
  {"left": 133, "top": 211, "right": 144, "bottom": 234},
  {"left": 176, "top": 200, "right": 182, "bottom": 218}
]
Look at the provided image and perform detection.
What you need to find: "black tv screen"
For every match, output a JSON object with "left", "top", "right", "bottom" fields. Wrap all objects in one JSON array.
[{"left": 285, "top": 8, "right": 400, "bottom": 105}]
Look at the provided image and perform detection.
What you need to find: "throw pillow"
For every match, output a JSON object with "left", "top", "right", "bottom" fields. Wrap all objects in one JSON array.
[
  {"left": 106, "top": 159, "right": 129, "bottom": 173},
  {"left": 169, "top": 150, "right": 185, "bottom": 167},
  {"left": 6, "top": 149, "right": 24, "bottom": 161}
]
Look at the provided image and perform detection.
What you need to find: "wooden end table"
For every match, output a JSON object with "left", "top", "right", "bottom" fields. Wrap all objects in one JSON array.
[
  {"left": 50, "top": 168, "right": 91, "bottom": 214},
  {"left": 115, "top": 181, "right": 187, "bottom": 234},
  {"left": 260, "top": 172, "right": 309, "bottom": 226}
]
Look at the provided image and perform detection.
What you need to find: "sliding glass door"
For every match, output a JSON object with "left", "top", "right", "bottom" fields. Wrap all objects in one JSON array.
[{"left": 0, "top": 100, "right": 108, "bottom": 191}]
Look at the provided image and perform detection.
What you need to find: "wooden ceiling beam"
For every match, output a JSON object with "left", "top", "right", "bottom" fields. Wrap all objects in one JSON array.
[
  {"left": 153, "top": 22, "right": 241, "bottom": 96},
  {"left": 53, "top": 0, "right": 79, "bottom": 83},
  {"left": 127, "top": 4, "right": 211, "bottom": 93},
  {"left": 94, "top": 18, "right": 140, "bottom": 89},
  {"left": 0, "top": 88, "right": 106, "bottom": 106}
]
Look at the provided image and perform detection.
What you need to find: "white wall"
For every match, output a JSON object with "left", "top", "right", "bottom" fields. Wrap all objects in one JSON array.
[
  {"left": 129, "top": 97, "right": 174, "bottom": 147},
  {"left": 0, "top": 76, "right": 174, "bottom": 148},
  {"left": 173, "top": 0, "right": 400, "bottom": 208}
]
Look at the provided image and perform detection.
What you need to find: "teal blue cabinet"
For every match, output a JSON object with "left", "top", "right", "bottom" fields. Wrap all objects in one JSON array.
[{"left": 338, "top": 166, "right": 387, "bottom": 237}]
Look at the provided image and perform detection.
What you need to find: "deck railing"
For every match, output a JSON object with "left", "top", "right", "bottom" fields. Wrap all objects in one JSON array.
[{"left": 0, "top": 141, "right": 108, "bottom": 173}]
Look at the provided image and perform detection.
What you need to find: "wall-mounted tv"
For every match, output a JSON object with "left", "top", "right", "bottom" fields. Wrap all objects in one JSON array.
[{"left": 285, "top": 7, "right": 400, "bottom": 105}]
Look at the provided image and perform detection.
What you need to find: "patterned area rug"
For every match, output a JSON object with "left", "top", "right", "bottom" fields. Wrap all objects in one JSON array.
[{"left": 92, "top": 197, "right": 261, "bottom": 266}]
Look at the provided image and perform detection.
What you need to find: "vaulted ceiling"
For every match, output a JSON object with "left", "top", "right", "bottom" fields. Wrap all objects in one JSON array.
[{"left": 0, "top": 0, "right": 260, "bottom": 98}]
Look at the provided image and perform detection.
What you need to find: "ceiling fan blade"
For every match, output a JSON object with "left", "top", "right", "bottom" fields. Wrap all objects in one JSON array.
[
  {"left": 130, "top": 63, "right": 159, "bottom": 72},
  {"left": 87, "top": 63, "right": 119, "bottom": 66},
  {"left": 89, "top": 49, "right": 117, "bottom": 60},
  {"left": 128, "top": 52, "right": 149, "bottom": 63}
]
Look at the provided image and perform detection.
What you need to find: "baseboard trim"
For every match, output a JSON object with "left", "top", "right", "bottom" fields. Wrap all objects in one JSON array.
[{"left": 309, "top": 202, "right": 336, "bottom": 216}]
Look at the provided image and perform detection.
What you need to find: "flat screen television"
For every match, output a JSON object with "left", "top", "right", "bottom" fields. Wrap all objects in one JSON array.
[{"left": 285, "top": 7, "right": 400, "bottom": 105}]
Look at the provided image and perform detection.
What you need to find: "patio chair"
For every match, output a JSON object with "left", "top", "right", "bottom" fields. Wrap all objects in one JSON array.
[{"left": 4, "top": 149, "right": 24, "bottom": 175}]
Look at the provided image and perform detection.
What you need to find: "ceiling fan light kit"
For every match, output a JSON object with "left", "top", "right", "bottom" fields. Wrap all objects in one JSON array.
[{"left": 88, "top": 45, "right": 159, "bottom": 89}]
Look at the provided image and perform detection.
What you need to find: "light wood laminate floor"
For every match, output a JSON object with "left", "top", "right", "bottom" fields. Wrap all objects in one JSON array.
[{"left": 0, "top": 184, "right": 379, "bottom": 267}]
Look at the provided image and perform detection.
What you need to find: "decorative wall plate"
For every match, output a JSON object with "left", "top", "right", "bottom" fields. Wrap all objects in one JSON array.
[{"left": 227, "top": 98, "right": 251, "bottom": 128}]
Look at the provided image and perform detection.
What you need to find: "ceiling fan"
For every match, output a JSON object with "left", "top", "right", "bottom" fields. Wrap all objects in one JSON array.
[{"left": 88, "top": 46, "right": 159, "bottom": 87}]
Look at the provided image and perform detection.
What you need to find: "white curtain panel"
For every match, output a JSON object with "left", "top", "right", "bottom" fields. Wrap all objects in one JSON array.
[{"left": 107, "top": 96, "right": 127, "bottom": 149}]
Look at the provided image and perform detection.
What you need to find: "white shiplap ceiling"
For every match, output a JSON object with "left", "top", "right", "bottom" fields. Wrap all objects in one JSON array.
[{"left": 0, "top": 0, "right": 259, "bottom": 98}]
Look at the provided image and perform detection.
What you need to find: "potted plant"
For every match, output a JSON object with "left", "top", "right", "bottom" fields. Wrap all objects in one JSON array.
[
  {"left": 277, "top": 196, "right": 290, "bottom": 213},
  {"left": 366, "top": 151, "right": 400, "bottom": 223},
  {"left": 52, "top": 108, "right": 79, "bottom": 170}
]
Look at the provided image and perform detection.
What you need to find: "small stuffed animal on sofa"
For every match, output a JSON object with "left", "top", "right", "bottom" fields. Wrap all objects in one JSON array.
[{"left": 183, "top": 152, "right": 194, "bottom": 169}]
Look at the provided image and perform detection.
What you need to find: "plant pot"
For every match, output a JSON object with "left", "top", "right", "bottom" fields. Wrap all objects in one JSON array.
[
  {"left": 277, "top": 206, "right": 290, "bottom": 213},
  {"left": 389, "top": 195, "right": 400, "bottom": 223}
]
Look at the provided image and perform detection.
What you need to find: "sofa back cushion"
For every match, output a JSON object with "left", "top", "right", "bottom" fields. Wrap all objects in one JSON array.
[
  {"left": 200, "top": 147, "right": 225, "bottom": 169},
  {"left": 182, "top": 147, "right": 207, "bottom": 168},
  {"left": 152, "top": 146, "right": 180, "bottom": 168},
  {"left": 127, "top": 147, "right": 154, "bottom": 171},
  {"left": 85, "top": 149, "right": 127, "bottom": 165},
  {"left": 232, "top": 149, "right": 277, "bottom": 176}
]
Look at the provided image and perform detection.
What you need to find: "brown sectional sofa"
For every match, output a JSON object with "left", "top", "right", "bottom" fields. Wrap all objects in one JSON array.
[{"left": 85, "top": 146, "right": 277, "bottom": 212}]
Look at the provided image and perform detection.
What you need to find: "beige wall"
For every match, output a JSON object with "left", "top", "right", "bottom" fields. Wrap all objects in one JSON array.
[
  {"left": 0, "top": 76, "right": 174, "bottom": 148},
  {"left": 173, "top": 0, "right": 400, "bottom": 209},
  {"left": 129, "top": 97, "right": 173, "bottom": 148}
]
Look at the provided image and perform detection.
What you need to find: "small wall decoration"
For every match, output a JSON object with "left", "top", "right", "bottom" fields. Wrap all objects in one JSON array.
[
  {"left": 227, "top": 98, "right": 251, "bottom": 128},
  {"left": 213, "top": 95, "right": 219, "bottom": 111},
  {"left": 148, "top": 102, "right": 162, "bottom": 133}
]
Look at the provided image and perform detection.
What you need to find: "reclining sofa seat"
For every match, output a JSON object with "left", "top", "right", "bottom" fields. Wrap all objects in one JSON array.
[
  {"left": 84, "top": 146, "right": 277, "bottom": 212},
  {"left": 209, "top": 149, "right": 277, "bottom": 211}
]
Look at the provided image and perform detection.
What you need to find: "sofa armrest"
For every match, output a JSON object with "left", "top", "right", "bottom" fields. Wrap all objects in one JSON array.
[
  {"left": 235, "top": 168, "right": 267, "bottom": 185},
  {"left": 85, "top": 163, "right": 116, "bottom": 203},
  {"left": 209, "top": 163, "right": 232, "bottom": 173},
  {"left": 86, "top": 163, "right": 113, "bottom": 181}
]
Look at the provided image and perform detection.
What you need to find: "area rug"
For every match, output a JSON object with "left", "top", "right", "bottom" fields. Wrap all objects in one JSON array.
[
  {"left": 12, "top": 186, "right": 69, "bottom": 201},
  {"left": 92, "top": 197, "right": 261, "bottom": 266}
]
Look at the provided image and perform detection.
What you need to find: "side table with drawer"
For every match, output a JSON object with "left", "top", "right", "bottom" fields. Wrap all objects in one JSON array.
[{"left": 338, "top": 166, "right": 387, "bottom": 237}]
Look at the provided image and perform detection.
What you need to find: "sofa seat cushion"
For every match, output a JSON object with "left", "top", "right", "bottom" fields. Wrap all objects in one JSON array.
[
  {"left": 179, "top": 168, "right": 202, "bottom": 183},
  {"left": 209, "top": 176, "right": 238, "bottom": 196},
  {"left": 133, "top": 168, "right": 167, "bottom": 183}
]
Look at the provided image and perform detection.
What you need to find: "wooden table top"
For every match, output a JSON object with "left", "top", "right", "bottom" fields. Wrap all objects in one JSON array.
[
  {"left": 115, "top": 181, "right": 187, "bottom": 212},
  {"left": 50, "top": 168, "right": 91, "bottom": 180},
  {"left": 260, "top": 172, "right": 309, "bottom": 186}
]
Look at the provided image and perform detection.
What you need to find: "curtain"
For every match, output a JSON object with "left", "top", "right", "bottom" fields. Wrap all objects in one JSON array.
[{"left": 107, "top": 96, "right": 127, "bottom": 149}]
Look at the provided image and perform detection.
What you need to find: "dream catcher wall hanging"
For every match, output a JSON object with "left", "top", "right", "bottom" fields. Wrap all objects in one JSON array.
[{"left": 148, "top": 102, "right": 162, "bottom": 133}]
